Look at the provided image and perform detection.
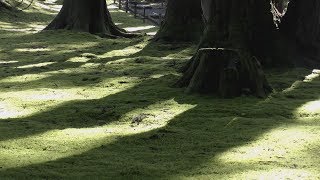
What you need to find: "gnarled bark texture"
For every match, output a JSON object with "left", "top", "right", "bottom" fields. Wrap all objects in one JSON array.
[
  {"left": 153, "top": 0, "right": 204, "bottom": 42},
  {"left": 280, "top": 0, "right": 320, "bottom": 66},
  {"left": 44, "top": 0, "right": 134, "bottom": 38},
  {"left": 176, "top": 0, "right": 273, "bottom": 98}
]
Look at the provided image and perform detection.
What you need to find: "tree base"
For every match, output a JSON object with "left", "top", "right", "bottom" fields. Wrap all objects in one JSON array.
[
  {"left": 44, "top": 20, "right": 138, "bottom": 39},
  {"left": 176, "top": 48, "right": 272, "bottom": 98},
  {"left": 43, "top": 0, "right": 139, "bottom": 38}
]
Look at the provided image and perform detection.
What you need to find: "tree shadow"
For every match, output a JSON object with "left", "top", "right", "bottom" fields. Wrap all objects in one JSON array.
[
  {"left": 0, "top": 69, "right": 318, "bottom": 178},
  {"left": 0, "top": 31, "right": 146, "bottom": 82},
  {"left": 1, "top": 2, "right": 319, "bottom": 178},
  {"left": 87, "top": 41, "right": 197, "bottom": 65}
]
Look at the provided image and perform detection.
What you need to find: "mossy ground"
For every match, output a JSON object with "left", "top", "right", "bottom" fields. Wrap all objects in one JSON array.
[{"left": 0, "top": 1, "right": 319, "bottom": 179}]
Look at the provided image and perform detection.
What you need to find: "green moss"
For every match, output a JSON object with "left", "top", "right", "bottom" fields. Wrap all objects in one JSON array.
[{"left": 0, "top": 1, "right": 320, "bottom": 179}]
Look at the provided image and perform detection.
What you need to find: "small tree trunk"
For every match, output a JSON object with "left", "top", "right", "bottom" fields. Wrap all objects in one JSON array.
[
  {"left": 176, "top": 0, "right": 272, "bottom": 98},
  {"left": 44, "top": 0, "right": 135, "bottom": 38},
  {"left": 153, "top": 0, "right": 204, "bottom": 42}
]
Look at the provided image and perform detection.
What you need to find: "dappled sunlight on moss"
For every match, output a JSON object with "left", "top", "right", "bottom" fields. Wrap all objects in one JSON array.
[
  {"left": 119, "top": 99, "right": 196, "bottom": 128},
  {"left": 208, "top": 68, "right": 320, "bottom": 176},
  {"left": 303, "top": 69, "right": 320, "bottom": 82},
  {"left": 215, "top": 126, "right": 320, "bottom": 178},
  {"left": 230, "top": 168, "right": 314, "bottom": 179},
  {"left": 0, "top": 21, "right": 47, "bottom": 33},
  {"left": 123, "top": 25, "right": 156, "bottom": 32},
  {"left": 110, "top": 10, "right": 159, "bottom": 35},
  {"left": 0, "top": 128, "right": 117, "bottom": 169},
  {"left": 295, "top": 99, "right": 320, "bottom": 118},
  {"left": 0, "top": 60, "right": 19, "bottom": 64},
  {"left": 217, "top": 126, "right": 319, "bottom": 162},
  {"left": 14, "top": 48, "right": 51, "bottom": 53},
  {"left": 99, "top": 41, "right": 148, "bottom": 59},
  {"left": 280, "top": 69, "right": 319, "bottom": 93},
  {"left": 1, "top": 1, "right": 320, "bottom": 178},
  {"left": 0, "top": 76, "right": 139, "bottom": 119},
  {"left": 0, "top": 73, "right": 51, "bottom": 83},
  {"left": 32, "top": 0, "right": 62, "bottom": 13},
  {"left": 17, "top": 62, "right": 55, "bottom": 69},
  {"left": 0, "top": 101, "right": 30, "bottom": 119},
  {"left": 79, "top": 62, "right": 101, "bottom": 69},
  {"left": 0, "top": 99, "right": 195, "bottom": 169},
  {"left": 292, "top": 69, "right": 320, "bottom": 119},
  {"left": 67, "top": 57, "right": 91, "bottom": 63}
]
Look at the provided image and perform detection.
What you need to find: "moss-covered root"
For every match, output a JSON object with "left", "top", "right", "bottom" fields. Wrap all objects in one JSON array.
[{"left": 175, "top": 48, "right": 272, "bottom": 98}]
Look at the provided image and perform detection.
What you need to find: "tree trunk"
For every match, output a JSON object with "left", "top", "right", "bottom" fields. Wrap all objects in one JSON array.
[
  {"left": 153, "top": 0, "right": 204, "bottom": 42},
  {"left": 176, "top": 0, "right": 273, "bottom": 98},
  {"left": 44, "top": 0, "right": 135, "bottom": 38},
  {"left": 0, "top": 0, "right": 12, "bottom": 10},
  {"left": 280, "top": 0, "right": 320, "bottom": 66}
]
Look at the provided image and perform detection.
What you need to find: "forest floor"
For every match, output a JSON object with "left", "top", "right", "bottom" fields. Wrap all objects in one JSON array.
[{"left": 0, "top": 1, "right": 320, "bottom": 179}]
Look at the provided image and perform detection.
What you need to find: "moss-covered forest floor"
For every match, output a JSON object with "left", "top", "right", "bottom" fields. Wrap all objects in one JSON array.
[{"left": 0, "top": 1, "right": 319, "bottom": 179}]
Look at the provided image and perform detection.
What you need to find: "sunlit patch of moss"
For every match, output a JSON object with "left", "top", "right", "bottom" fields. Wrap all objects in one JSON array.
[
  {"left": 0, "top": 60, "right": 19, "bottom": 64},
  {"left": 0, "top": 76, "right": 139, "bottom": 119},
  {"left": 304, "top": 69, "right": 320, "bottom": 82},
  {"left": 0, "top": 21, "right": 47, "bottom": 33},
  {"left": 99, "top": 40, "right": 148, "bottom": 59},
  {"left": 123, "top": 25, "right": 156, "bottom": 32},
  {"left": 110, "top": 9, "right": 160, "bottom": 34},
  {"left": 0, "top": 101, "right": 31, "bottom": 119},
  {"left": 0, "top": 73, "right": 51, "bottom": 83},
  {"left": 17, "top": 62, "right": 55, "bottom": 69},
  {"left": 217, "top": 126, "right": 319, "bottom": 162},
  {"left": 15, "top": 48, "right": 51, "bottom": 52},
  {"left": 295, "top": 99, "right": 320, "bottom": 118},
  {"left": 229, "top": 168, "right": 314, "bottom": 179},
  {"left": 205, "top": 125, "right": 320, "bottom": 178},
  {"left": 67, "top": 57, "right": 91, "bottom": 63},
  {"left": 0, "top": 99, "right": 195, "bottom": 169},
  {"left": 32, "top": 0, "right": 62, "bottom": 13},
  {"left": 120, "top": 99, "right": 196, "bottom": 126}
]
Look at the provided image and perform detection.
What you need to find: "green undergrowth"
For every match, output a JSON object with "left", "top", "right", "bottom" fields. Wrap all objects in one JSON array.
[{"left": 0, "top": 1, "right": 319, "bottom": 179}]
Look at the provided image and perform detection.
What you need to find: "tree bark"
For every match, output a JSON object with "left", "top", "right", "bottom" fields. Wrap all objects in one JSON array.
[
  {"left": 44, "top": 0, "right": 135, "bottom": 38},
  {"left": 280, "top": 0, "right": 320, "bottom": 66},
  {"left": 153, "top": 0, "right": 204, "bottom": 42},
  {"left": 176, "top": 0, "right": 273, "bottom": 98}
]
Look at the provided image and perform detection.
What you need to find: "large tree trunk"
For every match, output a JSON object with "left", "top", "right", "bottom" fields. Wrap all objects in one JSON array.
[
  {"left": 153, "top": 0, "right": 204, "bottom": 42},
  {"left": 176, "top": 0, "right": 273, "bottom": 98},
  {"left": 44, "top": 0, "right": 134, "bottom": 38},
  {"left": 280, "top": 0, "right": 320, "bottom": 66}
]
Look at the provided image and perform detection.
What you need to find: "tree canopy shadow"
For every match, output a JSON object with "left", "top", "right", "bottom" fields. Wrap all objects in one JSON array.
[{"left": 0, "top": 68, "right": 319, "bottom": 178}]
